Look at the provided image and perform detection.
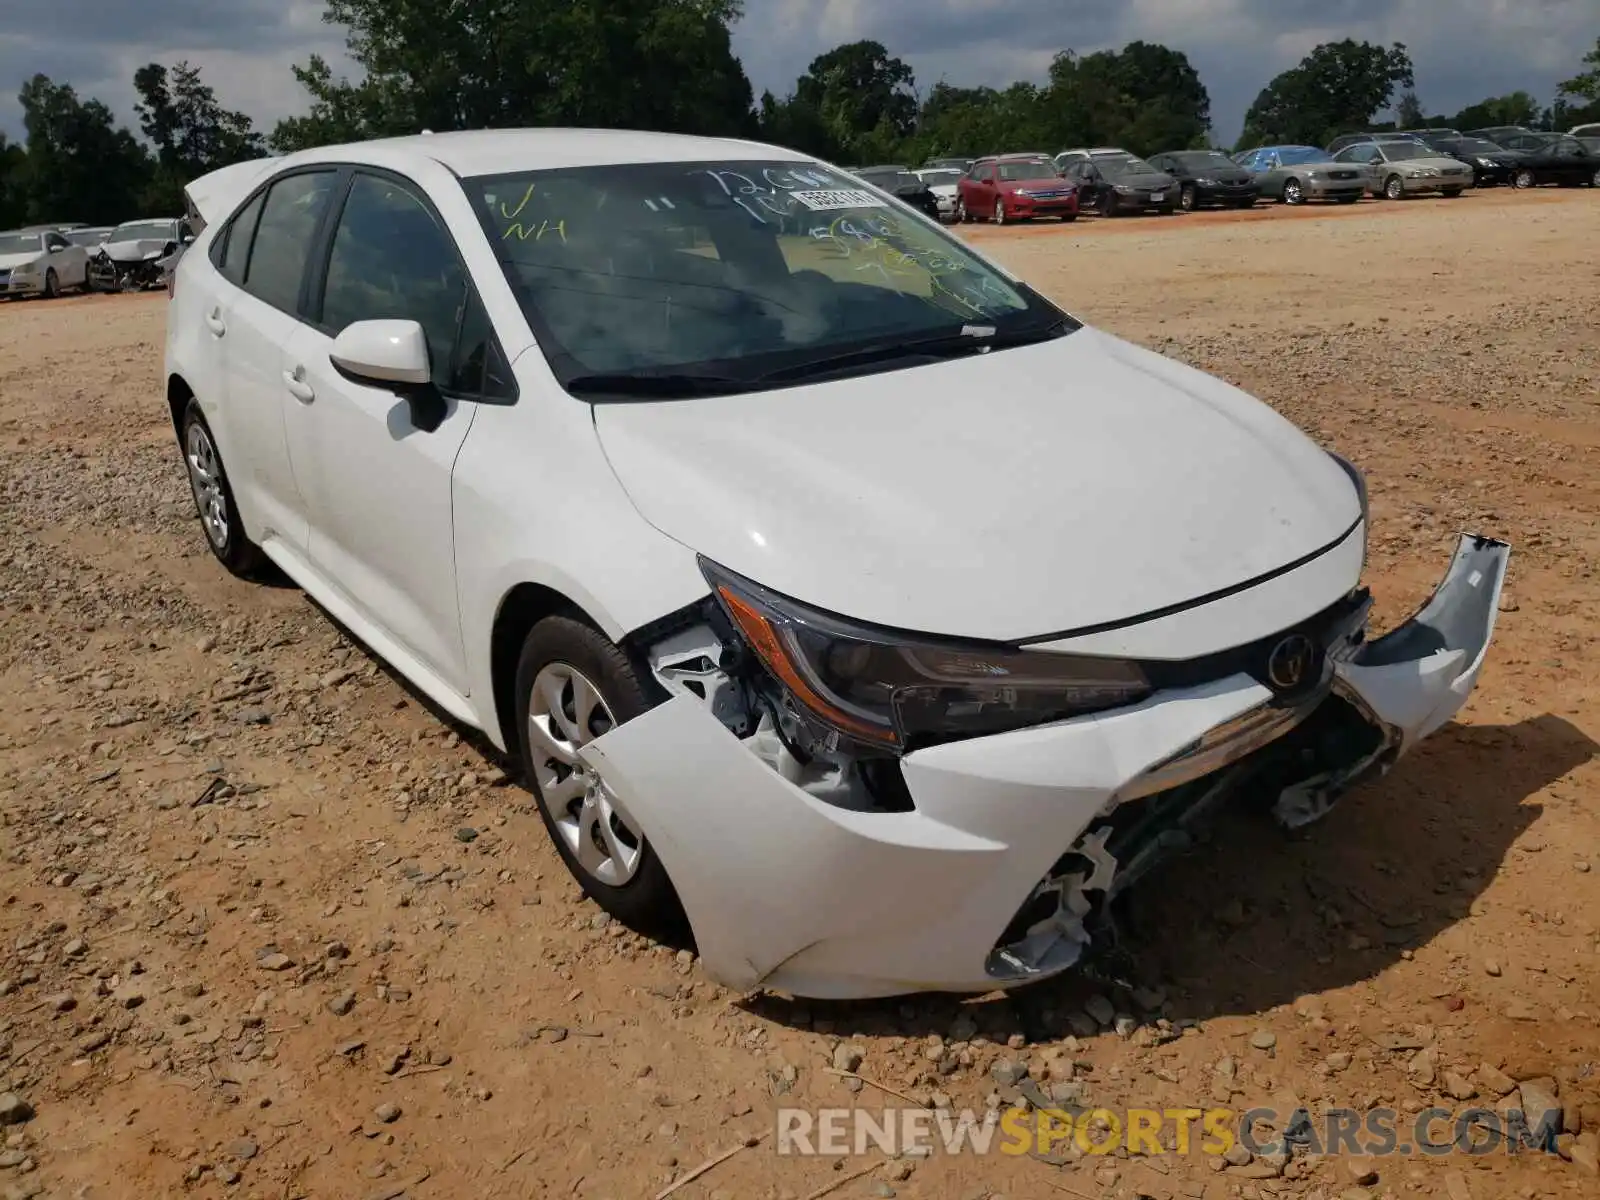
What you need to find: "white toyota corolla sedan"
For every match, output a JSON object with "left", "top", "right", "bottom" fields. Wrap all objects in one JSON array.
[{"left": 166, "top": 130, "right": 1509, "bottom": 1000}]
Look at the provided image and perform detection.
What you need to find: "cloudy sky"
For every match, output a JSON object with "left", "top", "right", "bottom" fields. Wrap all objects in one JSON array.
[{"left": 2, "top": 0, "right": 1594, "bottom": 149}]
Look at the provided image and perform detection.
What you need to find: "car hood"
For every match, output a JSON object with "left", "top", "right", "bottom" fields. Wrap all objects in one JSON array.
[
  {"left": 592, "top": 327, "right": 1361, "bottom": 642},
  {"left": 926, "top": 183, "right": 958, "bottom": 196},
  {"left": 1271, "top": 159, "right": 1341, "bottom": 172},
  {"left": 998, "top": 178, "right": 1070, "bottom": 191},
  {"left": 1106, "top": 171, "right": 1175, "bottom": 189},
  {"left": 1393, "top": 155, "right": 1469, "bottom": 172},
  {"left": 1197, "top": 168, "right": 1255, "bottom": 185},
  {"left": 101, "top": 238, "right": 172, "bottom": 261},
  {"left": 0, "top": 252, "right": 44, "bottom": 271}
]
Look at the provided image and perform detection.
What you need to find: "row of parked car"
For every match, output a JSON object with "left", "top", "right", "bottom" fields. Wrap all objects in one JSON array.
[
  {"left": 0, "top": 218, "right": 195, "bottom": 299},
  {"left": 857, "top": 122, "right": 1600, "bottom": 224}
]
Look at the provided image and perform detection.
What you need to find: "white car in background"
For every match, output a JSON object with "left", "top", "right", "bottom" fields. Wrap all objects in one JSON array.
[
  {"left": 165, "top": 130, "right": 1510, "bottom": 1000},
  {"left": 913, "top": 166, "right": 964, "bottom": 220},
  {"left": 89, "top": 218, "right": 194, "bottom": 291},
  {"left": 0, "top": 228, "right": 90, "bottom": 297}
]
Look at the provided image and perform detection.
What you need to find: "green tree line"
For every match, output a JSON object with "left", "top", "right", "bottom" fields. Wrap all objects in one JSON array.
[{"left": 3, "top": 0, "right": 1598, "bottom": 231}]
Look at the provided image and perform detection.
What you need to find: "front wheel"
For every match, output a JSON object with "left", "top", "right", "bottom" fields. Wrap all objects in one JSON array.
[
  {"left": 515, "top": 616, "right": 687, "bottom": 940},
  {"left": 180, "top": 399, "right": 267, "bottom": 577},
  {"left": 1513, "top": 168, "right": 1535, "bottom": 190},
  {"left": 1282, "top": 178, "right": 1304, "bottom": 205},
  {"left": 953, "top": 196, "right": 968, "bottom": 223},
  {"left": 993, "top": 199, "right": 1006, "bottom": 225},
  {"left": 1590, "top": 167, "right": 1600, "bottom": 188},
  {"left": 1179, "top": 184, "right": 1197, "bottom": 212},
  {"left": 1384, "top": 175, "right": 1405, "bottom": 201},
  {"left": 1099, "top": 191, "right": 1117, "bottom": 217},
  {"left": 42, "top": 269, "right": 59, "bottom": 299}
]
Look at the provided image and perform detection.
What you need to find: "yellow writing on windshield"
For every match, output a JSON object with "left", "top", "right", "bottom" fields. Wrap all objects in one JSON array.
[{"left": 504, "top": 218, "right": 567, "bottom": 243}]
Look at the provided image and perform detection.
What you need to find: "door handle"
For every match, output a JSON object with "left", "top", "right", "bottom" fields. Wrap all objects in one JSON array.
[
  {"left": 204, "top": 309, "right": 226, "bottom": 337},
  {"left": 283, "top": 368, "right": 315, "bottom": 404}
]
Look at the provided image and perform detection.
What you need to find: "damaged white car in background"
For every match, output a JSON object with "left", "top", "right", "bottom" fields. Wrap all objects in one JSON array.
[{"left": 166, "top": 130, "right": 1509, "bottom": 1002}]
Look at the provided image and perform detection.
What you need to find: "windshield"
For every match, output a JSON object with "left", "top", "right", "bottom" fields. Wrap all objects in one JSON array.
[
  {"left": 1102, "top": 157, "right": 1158, "bottom": 176},
  {"left": 1457, "top": 139, "right": 1502, "bottom": 154},
  {"left": 1273, "top": 147, "right": 1326, "bottom": 166},
  {"left": 996, "top": 160, "right": 1057, "bottom": 181},
  {"left": 0, "top": 233, "right": 43, "bottom": 255},
  {"left": 859, "top": 170, "right": 921, "bottom": 191},
  {"left": 65, "top": 229, "right": 107, "bottom": 246},
  {"left": 1381, "top": 143, "right": 1432, "bottom": 161},
  {"left": 111, "top": 221, "right": 176, "bottom": 242},
  {"left": 917, "top": 169, "right": 962, "bottom": 185},
  {"left": 1173, "top": 151, "right": 1235, "bottom": 168},
  {"left": 467, "top": 159, "right": 1064, "bottom": 387}
]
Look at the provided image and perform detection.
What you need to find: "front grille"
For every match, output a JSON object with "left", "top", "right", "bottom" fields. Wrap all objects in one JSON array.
[
  {"left": 1328, "top": 170, "right": 1359, "bottom": 180},
  {"left": 1441, "top": 168, "right": 1467, "bottom": 176}
]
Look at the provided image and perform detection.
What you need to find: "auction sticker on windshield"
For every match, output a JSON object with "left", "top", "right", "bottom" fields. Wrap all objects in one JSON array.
[{"left": 793, "top": 189, "right": 888, "bottom": 210}]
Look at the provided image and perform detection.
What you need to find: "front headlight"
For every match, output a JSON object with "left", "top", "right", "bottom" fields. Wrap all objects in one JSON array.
[
  {"left": 1416, "top": 168, "right": 1440, "bottom": 177},
  {"left": 1196, "top": 177, "right": 1218, "bottom": 186},
  {"left": 1477, "top": 158, "right": 1496, "bottom": 168},
  {"left": 1114, "top": 184, "right": 1136, "bottom": 195},
  {"left": 702, "top": 559, "right": 1152, "bottom": 752},
  {"left": 12, "top": 261, "right": 38, "bottom": 276}
]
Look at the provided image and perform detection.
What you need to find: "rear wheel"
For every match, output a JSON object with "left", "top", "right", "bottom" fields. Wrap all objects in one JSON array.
[
  {"left": 180, "top": 398, "right": 267, "bottom": 578},
  {"left": 514, "top": 616, "right": 686, "bottom": 940}
]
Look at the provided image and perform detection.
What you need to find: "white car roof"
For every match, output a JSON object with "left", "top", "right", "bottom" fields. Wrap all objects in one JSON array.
[{"left": 183, "top": 130, "right": 812, "bottom": 226}]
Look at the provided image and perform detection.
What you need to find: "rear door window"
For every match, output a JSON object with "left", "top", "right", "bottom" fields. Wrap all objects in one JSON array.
[{"left": 242, "top": 171, "right": 339, "bottom": 315}]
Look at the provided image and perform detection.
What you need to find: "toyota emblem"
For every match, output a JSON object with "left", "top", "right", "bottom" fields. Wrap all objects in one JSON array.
[{"left": 1266, "top": 633, "right": 1317, "bottom": 691}]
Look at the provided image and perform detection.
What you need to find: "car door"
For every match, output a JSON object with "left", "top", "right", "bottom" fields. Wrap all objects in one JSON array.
[
  {"left": 44, "top": 232, "right": 87, "bottom": 287},
  {"left": 209, "top": 168, "right": 341, "bottom": 553},
  {"left": 280, "top": 168, "right": 483, "bottom": 693}
]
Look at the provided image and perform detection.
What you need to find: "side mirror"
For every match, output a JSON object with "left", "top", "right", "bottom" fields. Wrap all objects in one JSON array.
[
  {"left": 330, "top": 319, "right": 446, "bottom": 432},
  {"left": 331, "top": 319, "right": 431, "bottom": 385},
  {"left": 181, "top": 233, "right": 195, "bottom": 245}
]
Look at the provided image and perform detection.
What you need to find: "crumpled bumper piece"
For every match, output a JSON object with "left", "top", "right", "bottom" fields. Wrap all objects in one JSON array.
[
  {"left": 582, "top": 674, "right": 1281, "bottom": 999},
  {"left": 1272, "top": 533, "right": 1509, "bottom": 827},
  {"left": 579, "top": 532, "right": 1508, "bottom": 1000}
]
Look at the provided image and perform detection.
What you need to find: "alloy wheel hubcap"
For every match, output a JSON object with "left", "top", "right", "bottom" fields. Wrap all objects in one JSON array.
[
  {"left": 1286, "top": 182, "right": 1301, "bottom": 202},
  {"left": 184, "top": 423, "right": 229, "bottom": 550},
  {"left": 527, "top": 663, "right": 643, "bottom": 887}
]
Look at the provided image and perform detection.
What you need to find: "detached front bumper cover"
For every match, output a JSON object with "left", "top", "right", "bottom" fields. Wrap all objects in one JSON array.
[{"left": 579, "top": 532, "right": 1509, "bottom": 1000}]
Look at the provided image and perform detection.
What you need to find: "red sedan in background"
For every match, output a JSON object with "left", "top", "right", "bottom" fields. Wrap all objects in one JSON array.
[{"left": 955, "top": 155, "right": 1079, "bottom": 223}]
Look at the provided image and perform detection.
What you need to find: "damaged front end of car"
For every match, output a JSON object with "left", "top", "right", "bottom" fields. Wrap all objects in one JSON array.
[{"left": 580, "top": 533, "right": 1509, "bottom": 1000}]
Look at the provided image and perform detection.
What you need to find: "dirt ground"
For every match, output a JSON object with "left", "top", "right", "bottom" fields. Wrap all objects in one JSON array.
[{"left": 2, "top": 186, "right": 1598, "bottom": 1200}]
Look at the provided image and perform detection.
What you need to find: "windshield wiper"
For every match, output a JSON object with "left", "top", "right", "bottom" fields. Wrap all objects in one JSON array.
[
  {"left": 565, "top": 371, "right": 749, "bottom": 398},
  {"left": 752, "top": 319, "right": 1075, "bottom": 386}
]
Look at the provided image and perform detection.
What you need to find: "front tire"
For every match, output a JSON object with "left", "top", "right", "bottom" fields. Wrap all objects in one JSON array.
[
  {"left": 1179, "top": 184, "right": 1197, "bottom": 212},
  {"left": 1513, "top": 168, "right": 1535, "bottom": 190},
  {"left": 42, "top": 269, "right": 59, "bottom": 299},
  {"left": 180, "top": 398, "right": 267, "bottom": 578},
  {"left": 1384, "top": 175, "right": 1405, "bottom": 201},
  {"left": 1282, "top": 178, "right": 1304, "bottom": 205},
  {"left": 993, "top": 199, "right": 1006, "bottom": 225},
  {"left": 514, "top": 616, "right": 686, "bottom": 940}
]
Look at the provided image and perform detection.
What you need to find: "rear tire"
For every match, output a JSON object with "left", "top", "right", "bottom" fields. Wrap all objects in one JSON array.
[
  {"left": 514, "top": 616, "right": 687, "bottom": 941},
  {"left": 180, "top": 398, "right": 268, "bottom": 579}
]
